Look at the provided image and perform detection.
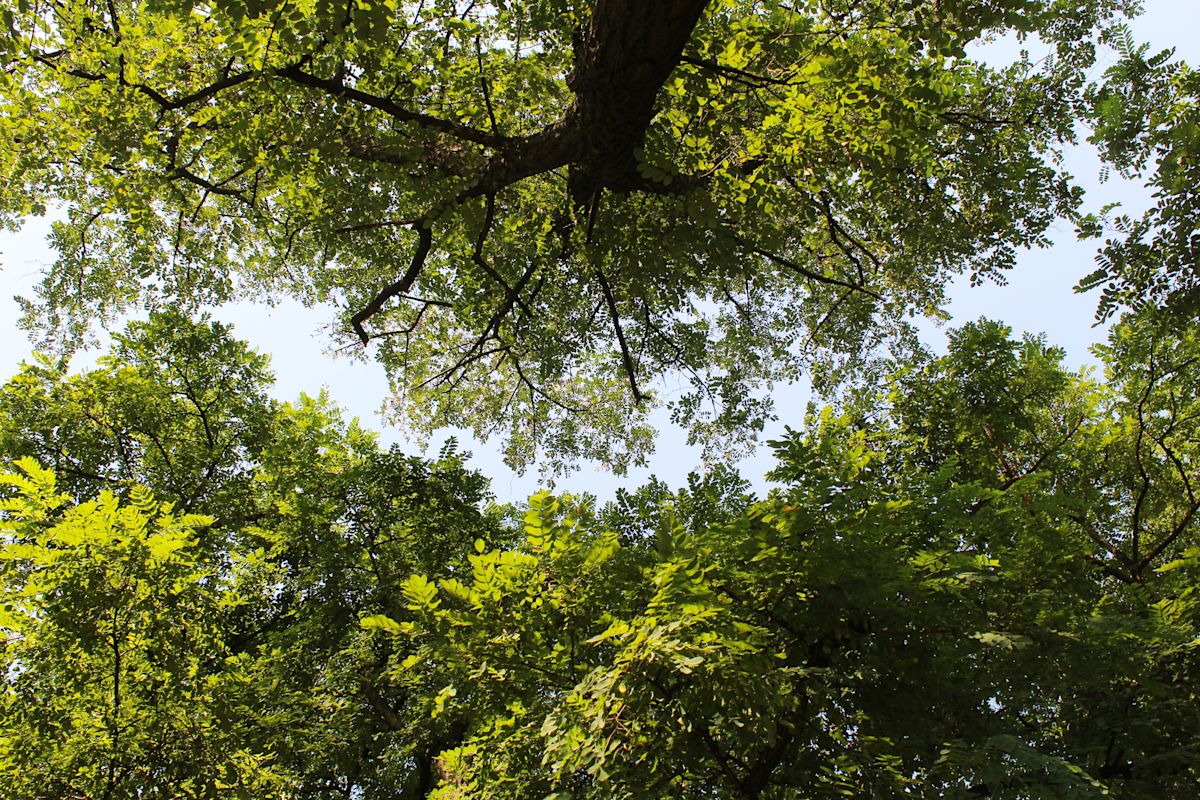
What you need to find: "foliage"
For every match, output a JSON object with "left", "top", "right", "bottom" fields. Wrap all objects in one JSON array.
[
  {"left": 1, "top": 314, "right": 510, "bottom": 798},
  {"left": 361, "top": 316, "right": 1200, "bottom": 799},
  {"left": 2, "top": 313, "right": 1199, "bottom": 797},
  {"left": 0, "top": 460, "right": 286, "bottom": 798},
  {"left": 0, "top": 0, "right": 1195, "bottom": 794},
  {"left": 0, "top": 0, "right": 1139, "bottom": 470},
  {"left": 0, "top": 311, "right": 274, "bottom": 530},
  {"left": 1078, "top": 27, "right": 1200, "bottom": 321}
]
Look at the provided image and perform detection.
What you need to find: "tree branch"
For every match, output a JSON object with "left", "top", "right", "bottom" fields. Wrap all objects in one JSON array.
[
  {"left": 134, "top": 72, "right": 254, "bottom": 112},
  {"left": 169, "top": 165, "right": 250, "bottom": 201},
  {"left": 1130, "top": 345, "right": 1159, "bottom": 564},
  {"left": 353, "top": 296, "right": 452, "bottom": 347},
  {"left": 351, "top": 222, "right": 433, "bottom": 344},
  {"left": 472, "top": 193, "right": 533, "bottom": 318},
  {"left": 32, "top": 49, "right": 254, "bottom": 112},
  {"left": 742, "top": 723, "right": 795, "bottom": 798},
  {"left": 358, "top": 674, "right": 405, "bottom": 730},
  {"left": 736, "top": 237, "right": 882, "bottom": 300},
  {"left": 680, "top": 54, "right": 803, "bottom": 89},
  {"left": 476, "top": 36, "right": 500, "bottom": 137},
  {"left": 507, "top": 350, "right": 584, "bottom": 414},
  {"left": 595, "top": 267, "right": 646, "bottom": 403},
  {"left": 1070, "top": 514, "right": 1136, "bottom": 569},
  {"left": 335, "top": 216, "right": 425, "bottom": 234},
  {"left": 277, "top": 64, "right": 510, "bottom": 149},
  {"left": 1139, "top": 499, "right": 1200, "bottom": 573}
]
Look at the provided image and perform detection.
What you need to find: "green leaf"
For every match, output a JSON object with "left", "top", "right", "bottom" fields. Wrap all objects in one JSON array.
[{"left": 360, "top": 614, "right": 404, "bottom": 633}]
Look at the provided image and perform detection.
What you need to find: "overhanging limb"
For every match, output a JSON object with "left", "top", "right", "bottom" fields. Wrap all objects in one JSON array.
[{"left": 351, "top": 222, "right": 433, "bottom": 344}]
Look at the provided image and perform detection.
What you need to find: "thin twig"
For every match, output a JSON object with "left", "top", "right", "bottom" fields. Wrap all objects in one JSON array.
[
  {"left": 595, "top": 267, "right": 646, "bottom": 402},
  {"left": 736, "top": 237, "right": 882, "bottom": 300}
]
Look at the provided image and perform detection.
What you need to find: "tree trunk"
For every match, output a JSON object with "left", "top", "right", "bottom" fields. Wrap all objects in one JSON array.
[
  {"left": 566, "top": 0, "right": 712, "bottom": 201},
  {"left": 472, "top": 0, "right": 712, "bottom": 204}
]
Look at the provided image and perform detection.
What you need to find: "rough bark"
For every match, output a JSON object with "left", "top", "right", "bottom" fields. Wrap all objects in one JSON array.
[
  {"left": 565, "top": 0, "right": 712, "bottom": 201},
  {"left": 466, "top": 0, "right": 713, "bottom": 203}
]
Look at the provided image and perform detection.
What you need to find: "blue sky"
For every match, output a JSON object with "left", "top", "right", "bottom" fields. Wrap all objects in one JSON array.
[{"left": 1, "top": 0, "right": 1196, "bottom": 503}]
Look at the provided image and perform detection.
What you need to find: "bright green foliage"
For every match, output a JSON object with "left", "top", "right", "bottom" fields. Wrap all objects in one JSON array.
[
  {"left": 1078, "top": 28, "right": 1200, "bottom": 321},
  {"left": 0, "top": 315, "right": 510, "bottom": 798},
  {"left": 0, "top": 0, "right": 1138, "bottom": 469},
  {"left": 0, "top": 460, "right": 286, "bottom": 798},
  {"left": 0, "top": 0, "right": 1196, "bottom": 776},
  {"left": 2, "top": 313, "right": 1199, "bottom": 797},
  {"left": 368, "top": 318, "right": 1200, "bottom": 799},
  {"left": 2, "top": 314, "right": 1199, "bottom": 796},
  {"left": 0, "top": 311, "right": 274, "bottom": 529}
]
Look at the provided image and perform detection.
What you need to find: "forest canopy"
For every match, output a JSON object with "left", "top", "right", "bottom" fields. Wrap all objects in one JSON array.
[
  {"left": 0, "top": 0, "right": 1157, "bottom": 469},
  {"left": 2, "top": 0, "right": 1200, "bottom": 797},
  {"left": 1, "top": 311, "right": 1198, "bottom": 798}
]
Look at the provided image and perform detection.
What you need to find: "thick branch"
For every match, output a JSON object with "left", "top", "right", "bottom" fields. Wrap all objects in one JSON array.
[
  {"left": 565, "top": 0, "right": 712, "bottom": 201},
  {"left": 134, "top": 72, "right": 254, "bottom": 112},
  {"left": 742, "top": 724, "right": 795, "bottom": 798},
  {"left": 342, "top": 137, "right": 471, "bottom": 176}
]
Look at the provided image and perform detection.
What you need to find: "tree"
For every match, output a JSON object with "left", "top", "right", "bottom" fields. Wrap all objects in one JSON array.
[
  {"left": 368, "top": 316, "right": 1200, "bottom": 799},
  {"left": 0, "top": 460, "right": 289, "bottom": 799},
  {"left": 0, "top": 311, "right": 275, "bottom": 527},
  {"left": 0, "top": 0, "right": 1136, "bottom": 470},
  {"left": 0, "top": 314, "right": 511, "bottom": 798},
  {"left": 3, "top": 312, "right": 1198, "bottom": 798}
]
